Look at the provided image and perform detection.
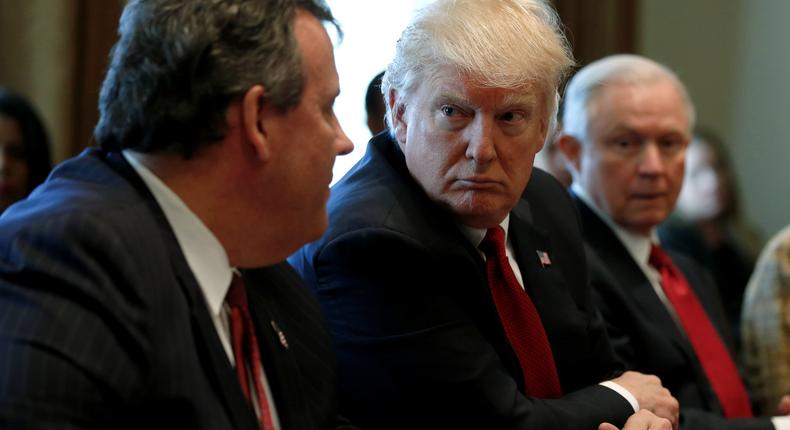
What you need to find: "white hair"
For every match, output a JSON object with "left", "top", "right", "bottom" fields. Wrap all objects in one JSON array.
[
  {"left": 561, "top": 54, "right": 696, "bottom": 140},
  {"left": 381, "top": 0, "right": 574, "bottom": 137}
]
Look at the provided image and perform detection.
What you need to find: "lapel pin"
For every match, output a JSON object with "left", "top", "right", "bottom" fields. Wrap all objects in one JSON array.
[
  {"left": 536, "top": 250, "right": 552, "bottom": 268},
  {"left": 270, "top": 320, "right": 289, "bottom": 349}
]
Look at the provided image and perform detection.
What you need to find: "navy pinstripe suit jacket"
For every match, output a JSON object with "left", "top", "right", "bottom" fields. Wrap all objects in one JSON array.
[{"left": 0, "top": 149, "right": 349, "bottom": 430}]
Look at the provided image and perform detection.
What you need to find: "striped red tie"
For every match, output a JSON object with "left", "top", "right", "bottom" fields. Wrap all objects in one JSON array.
[
  {"left": 649, "top": 245, "right": 752, "bottom": 418},
  {"left": 479, "top": 226, "right": 562, "bottom": 398},
  {"left": 227, "top": 274, "right": 277, "bottom": 430}
]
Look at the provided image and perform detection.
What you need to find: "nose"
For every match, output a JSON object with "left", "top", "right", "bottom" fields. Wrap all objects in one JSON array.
[
  {"left": 334, "top": 118, "right": 354, "bottom": 156},
  {"left": 464, "top": 116, "right": 496, "bottom": 163},
  {"left": 638, "top": 142, "right": 666, "bottom": 175}
]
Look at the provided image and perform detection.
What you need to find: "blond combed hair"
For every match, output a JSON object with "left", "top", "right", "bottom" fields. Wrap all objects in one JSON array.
[{"left": 382, "top": 0, "right": 574, "bottom": 133}]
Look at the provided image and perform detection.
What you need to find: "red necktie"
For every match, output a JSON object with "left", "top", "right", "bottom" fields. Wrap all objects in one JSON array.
[
  {"left": 649, "top": 245, "right": 752, "bottom": 418},
  {"left": 479, "top": 226, "right": 562, "bottom": 398},
  {"left": 227, "top": 274, "right": 276, "bottom": 430}
]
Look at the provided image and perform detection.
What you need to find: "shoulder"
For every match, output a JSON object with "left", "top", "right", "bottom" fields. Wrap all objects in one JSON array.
[
  {"left": 0, "top": 149, "right": 174, "bottom": 302},
  {"left": 295, "top": 135, "right": 457, "bottom": 270}
]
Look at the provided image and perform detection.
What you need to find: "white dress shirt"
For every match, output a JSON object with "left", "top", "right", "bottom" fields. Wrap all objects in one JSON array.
[
  {"left": 458, "top": 215, "right": 639, "bottom": 413},
  {"left": 123, "top": 150, "right": 281, "bottom": 429},
  {"left": 572, "top": 183, "right": 790, "bottom": 429}
]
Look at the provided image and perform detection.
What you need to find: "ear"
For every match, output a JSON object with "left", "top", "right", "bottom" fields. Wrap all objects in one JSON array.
[
  {"left": 556, "top": 132, "right": 582, "bottom": 176},
  {"left": 241, "top": 85, "right": 270, "bottom": 162},
  {"left": 387, "top": 89, "right": 408, "bottom": 147}
]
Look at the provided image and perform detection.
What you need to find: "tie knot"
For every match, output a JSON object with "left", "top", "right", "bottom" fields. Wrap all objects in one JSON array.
[
  {"left": 648, "top": 244, "right": 671, "bottom": 270},
  {"left": 480, "top": 226, "right": 506, "bottom": 256},
  {"left": 226, "top": 273, "right": 248, "bottom": 309}
]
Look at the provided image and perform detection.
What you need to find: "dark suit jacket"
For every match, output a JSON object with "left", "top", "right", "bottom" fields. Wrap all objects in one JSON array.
[
  {"left": 289, "top": 133, "right": 635, "bottom": 429},
  {"left": 0, "top": 149, "right": 349, "bottom": 430},
  {"left": 573, "top": 194, "right": 773, "bottom": 430}
]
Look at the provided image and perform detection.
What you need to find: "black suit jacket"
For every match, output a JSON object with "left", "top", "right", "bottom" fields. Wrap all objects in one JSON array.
[
  {"left": 0, "top": 149, "right": 349, "bottom": 430},
  {"left": 289, "top": 134, "right": 634, "bottom": 429},
  {"left": 573, "top": 194, "right": 773, "bottom": 430}
]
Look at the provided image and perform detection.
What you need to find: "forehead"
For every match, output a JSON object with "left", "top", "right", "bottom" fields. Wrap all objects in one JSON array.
[
  {"left": 588, "top": 79, "right": 690, "bottom": 134},
  {"left": 416, "top": 66, "right": 546, "bottom": 109},
  {"left": 294, "top": 11, "right": 338, "bottom": 97}
]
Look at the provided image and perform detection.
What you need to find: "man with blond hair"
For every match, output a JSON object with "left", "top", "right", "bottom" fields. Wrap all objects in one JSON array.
[{"left": 291, "top": 1, "right": 677, "bottom": 429}]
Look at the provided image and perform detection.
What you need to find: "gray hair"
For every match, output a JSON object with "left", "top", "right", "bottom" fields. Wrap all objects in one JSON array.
[
  {"left": 95, "top": 0, "right": 336, "bottom": 157},
  {"left": 381, "top": 0, "right": 574, "bottom": 135},
  {"left": 562, "top": 54, "right": 696, "bottom": 141}
]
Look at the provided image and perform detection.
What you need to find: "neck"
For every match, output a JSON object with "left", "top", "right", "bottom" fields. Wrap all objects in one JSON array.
[{"left": 132, "top": 146, "right": 285, "bottom": 268}]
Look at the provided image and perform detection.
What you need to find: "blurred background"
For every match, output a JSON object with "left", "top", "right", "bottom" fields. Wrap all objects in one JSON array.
[{"left": 0, "top": 0, "right": 787, "bottom": 241}]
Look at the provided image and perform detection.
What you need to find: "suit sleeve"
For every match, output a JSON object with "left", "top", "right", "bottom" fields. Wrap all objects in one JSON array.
[
  {"left": 0, "top": 214, "right": 151, "bottom": 429},
  {"left": 302, "top": 227, "right": 634, "bottom": 430}
]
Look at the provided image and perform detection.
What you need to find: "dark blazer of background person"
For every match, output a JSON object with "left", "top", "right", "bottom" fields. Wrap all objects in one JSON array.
[
  {"left": 289, "top": 133, "right": 636, "bottom": 429},
  {"left": 0, "top": 149, "right": 352, "bottom": 430},
  {"left": 574, "top": 195, "right": 774, "bottom": 430}
]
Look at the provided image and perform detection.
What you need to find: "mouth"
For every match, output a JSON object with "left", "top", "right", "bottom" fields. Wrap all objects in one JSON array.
[
  {"left": 455, "top": 177, "right": 503, "bottom": 191},
  {"left": 631, "top": 192, "right": 666, "bottom": 201}
]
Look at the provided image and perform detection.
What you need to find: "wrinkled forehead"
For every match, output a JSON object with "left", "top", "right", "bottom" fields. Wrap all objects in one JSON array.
[{"left": 417, "top": 65, "right": 552, "bottom": 106}]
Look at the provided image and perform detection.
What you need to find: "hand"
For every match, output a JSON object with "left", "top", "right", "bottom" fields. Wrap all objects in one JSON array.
[
  {"left": 778, "top": 395, "right": 790, "bottom": 415},
  {"left": 599, "top": 410, "right": 672, "bottom": 430},
  {"left": 610, "top": 371, "right": 679, "bottom": 430}
]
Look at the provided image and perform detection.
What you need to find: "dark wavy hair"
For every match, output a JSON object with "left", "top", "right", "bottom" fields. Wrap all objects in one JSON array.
[
  {"left": 0, "top": 87, "right": 53, "bottom": 192},
  {"left": 95, "top": 0, "right": 337, "bottom": 158}
]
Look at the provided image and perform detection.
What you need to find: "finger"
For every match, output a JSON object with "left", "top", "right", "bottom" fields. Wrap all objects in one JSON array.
[{"left": 598, "top": 423, "right": 618, "bottom": 430}]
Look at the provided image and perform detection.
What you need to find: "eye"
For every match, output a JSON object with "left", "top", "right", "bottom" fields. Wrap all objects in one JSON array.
[
  {"left": 498, "top": 111, "right": 525, "bottom": 123},
  {"left": 607, "top": 136, "right": 641, "bottom": 155},
  {"left": 440, "top": 105, "right": 458, "bottom": 117},
  {"left": 658, "top": 137, "right": 686, "bottom": 155},
  {"left": 4, "top": 144, "right": 25, "bottom": 160}
]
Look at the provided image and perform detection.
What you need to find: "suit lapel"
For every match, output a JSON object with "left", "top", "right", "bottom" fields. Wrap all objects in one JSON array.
[
  {"left": 574, "top": 196, "right": 698, "bottom": 363},
  {"left": 508, "top": 198, "right": 557, "bottom": 308},
  {"left": 102, "top": 150, "right": 259, "bottom": 430},
  {"left": 243, "top": 268, "right": 302, "bottom": 430}
]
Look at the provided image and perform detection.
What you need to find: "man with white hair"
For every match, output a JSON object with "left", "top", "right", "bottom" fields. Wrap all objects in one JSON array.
[
  {"left": 558, "top": 53, "right": 790, "bottom": 430},
  {"left": 290, "top": 1, "right": 678, "bottom": 429}
]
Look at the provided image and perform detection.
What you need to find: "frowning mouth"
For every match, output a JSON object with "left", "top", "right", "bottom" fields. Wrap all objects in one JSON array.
[
  {"left": 455, "top": 177, "right": 503, "bottom": 190},
  {"left": 631, "top": 192, "right": 665, "bottom": 200}
]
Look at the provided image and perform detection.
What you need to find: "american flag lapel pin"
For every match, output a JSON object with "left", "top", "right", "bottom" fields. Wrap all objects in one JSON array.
[
  {"left": 270, "top": 320, "right": 289, "bottom": 349},
  {"left": 536, "top": 250, "right": 552, "bottom": 268}
]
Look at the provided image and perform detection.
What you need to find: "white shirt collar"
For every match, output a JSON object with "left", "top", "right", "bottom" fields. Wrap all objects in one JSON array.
[
  {"left": 122, "top": 150, "right": 233, "bottom": 318},
  {"left": 571, "top": 182, "right": 657, "bottom": 267},
  {"left": 457, "top": 215, "right": 511, "bottom": 248}
]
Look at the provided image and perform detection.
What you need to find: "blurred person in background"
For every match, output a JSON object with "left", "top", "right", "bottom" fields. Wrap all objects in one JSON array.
[
  {"left": 741, "top": 224, "right": 790, "bottom": 416},
  {"left": 659, "top": 129, "right": 762, "bottom": 344},
  {"left": 0, "top": 87, "right": 52, "bottom": 213},
  {"left": 365, "top": 71, "right": 386, "bottom": 136}
]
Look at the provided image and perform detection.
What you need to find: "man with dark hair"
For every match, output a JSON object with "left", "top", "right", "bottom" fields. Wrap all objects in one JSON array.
[
  {"left": 364, "top": 71, "right": 386, "bottom": 135},
  {"left": 0, "top": 0, "right": 353, "bottom": 428}
]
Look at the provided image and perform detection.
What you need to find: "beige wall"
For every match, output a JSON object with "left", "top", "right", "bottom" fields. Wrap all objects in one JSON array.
[
  {"left": 0, "top": 0, "right": 77, "bottom": 162},
  {"left": 639, "top": 0, "right": 790, "bottom": 240}
]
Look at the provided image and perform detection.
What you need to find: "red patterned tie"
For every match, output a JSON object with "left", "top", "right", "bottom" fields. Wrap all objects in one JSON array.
[
  {"left": 479, "top": 226, "right": 562, "bottom": 398},
  {"left": 227, "top": 274, "right": 277, "bottom": 430},
  {"left": 649, "top": 245, "right": 752, "bottom": 418}
]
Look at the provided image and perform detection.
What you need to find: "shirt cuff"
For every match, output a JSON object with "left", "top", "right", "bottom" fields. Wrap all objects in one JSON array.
[
  {"left": 599, "top": 381, "right": 639, "bottom": 413},
  {"left": 772, "top": 415, "right": 790, "bottom": 430}
]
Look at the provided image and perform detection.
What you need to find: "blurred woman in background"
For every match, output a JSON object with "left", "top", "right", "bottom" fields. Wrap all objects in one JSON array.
[
  {"left": 659, "top": 128, "right": 762, "bottom": 346},
  {"left": 0, "top": 87, "right": 52, "bottom": 213}
]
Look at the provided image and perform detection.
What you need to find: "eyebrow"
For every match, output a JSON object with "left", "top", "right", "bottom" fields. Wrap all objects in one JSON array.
[{"left": 434, "top": 92, "right": 538, "bottom": 111}]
